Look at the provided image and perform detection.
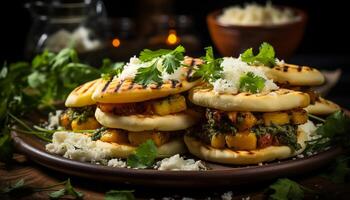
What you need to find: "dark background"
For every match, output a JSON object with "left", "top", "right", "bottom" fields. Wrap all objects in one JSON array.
[{"left": 0, "top": 0, "right": 349, "bottom": 107}]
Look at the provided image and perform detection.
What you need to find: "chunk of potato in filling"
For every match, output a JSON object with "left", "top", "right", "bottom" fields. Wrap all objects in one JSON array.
[
  {"left": 71, "top": 117, "right": 101, "bottom": 131},
  {"left": 262, "top": 111, "right": 290, "bottom": 126},
  {"left": 210, "top": 134, "right": 226, "bottom": 149},
  {"left": 128, "top": 131, "right": 171, "bottom": 147},
  {"left": 225, "top": 132, "right": 257, "bottom": 150},
  {"left": 100, "top": 129, "right": 128, "bottom": 144},
  {"left": 290, "top": 109, "right": 308, "bottom": 125}
]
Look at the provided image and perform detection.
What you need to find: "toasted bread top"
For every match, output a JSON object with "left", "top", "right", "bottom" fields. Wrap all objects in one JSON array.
[
  {"left": 65, "top": 79, "right": 102, "bottom": 107},
  {"left": 189, "top": 86, "right": 310, "bottom": 112},
  {"left": 259, "top": 63, "right": 325, "bottom": 86}
]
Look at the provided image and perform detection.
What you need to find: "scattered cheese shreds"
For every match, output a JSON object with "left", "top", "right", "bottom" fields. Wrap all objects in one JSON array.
[
  {"left": 156, "top": 154, "right": 207, "bottom": 171},
  {"left": 46, "top": 131, "right": 114, "bottom": 162},
  {"left": 118, "top": 56, "right": 187, "bottom": 82},
  {"left": 108, "top": 158, "right": 127, "bottom": 168},
  {"left": 211, "top": 57, "right": 278, "bottom": 94},
  {"left": 221, "top": 191, "right": 233, "bottom": 200}
]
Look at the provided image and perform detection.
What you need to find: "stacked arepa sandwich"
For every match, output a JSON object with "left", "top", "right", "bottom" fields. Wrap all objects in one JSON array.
[
  {"left": 244, "top": 43, "right": 341, "bottom": 116},
  {"left": 89, "top": 47, "right": 202, "bottom": 158},
  {"left": 185, "top": 49, "right": 313, "bottom": 165}
]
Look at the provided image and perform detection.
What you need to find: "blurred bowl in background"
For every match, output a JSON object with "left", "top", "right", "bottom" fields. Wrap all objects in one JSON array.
[{"left": 207, "top": 6, "right": 307, "bottom": 58}]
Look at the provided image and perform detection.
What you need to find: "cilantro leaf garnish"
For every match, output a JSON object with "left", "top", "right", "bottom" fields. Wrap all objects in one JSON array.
[
  {"left": 306, "top": 111, "right": 350, "bottom": 153},
  {"left": 1, "top": 178, "right": 83, "bottom": 199},
  {"left": 239, "top": 72, "right": 266, "bottom": 93},
  {"left": 127, "top": 140, "right": 158, "bottom": 169},
  {"left": 139, "top": 45, "right": 185, "bottom": 62},
  {"left": 100, "top": 59, "right": 124, "bottom": 80},
  {"left": 321, "top": 156, "right": 350, "bottom": 184},
  {"left": 193, "top": 46, "right": 223, "bottom": 82},
  {"left": 135, "top": 45, "right": 185, "bottom": 85},
  {"left": 105, "top": 190, "right": 135, "bottom": 200},
  {"left": 241, "top": 42, "right": 276, "bottom": 67},
  {"left": 134, "top": 61, "right": 162, "bottom": 85},
  {"left": 268, "top": 178, "right": 316, "bottom": 200}
]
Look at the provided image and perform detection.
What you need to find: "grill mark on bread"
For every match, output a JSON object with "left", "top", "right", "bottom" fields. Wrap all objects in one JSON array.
[
  {"left": 114, "top": 79, "right": 125, "bottom": 92},
  {"left": 297, "top": 65, "right": 303, "bottom": 72},
  {"left": 171, "top": 80, "right": 178, "bottom": 88},
  {"left": 283, "top": 65, "right": 289, "bottom": 72},
  {"left": 81, "top": 81, "right": 96, "bottom": 93},
  {"left": 102, "top": 77, "right": 113, "bottom": 92},
  {"left": 127, "top": 81, "right": 134, "bottom": 90},
  {"left": 73, "top": 85, "right": 83, "bottom": 92}
]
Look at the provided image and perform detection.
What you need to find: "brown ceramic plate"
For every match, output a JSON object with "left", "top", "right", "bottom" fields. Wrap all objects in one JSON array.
[{"left": 11, "top": 130, "right": 341, "bottom": 187}]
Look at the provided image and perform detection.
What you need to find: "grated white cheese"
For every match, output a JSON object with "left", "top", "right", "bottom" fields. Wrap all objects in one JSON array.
[
  {"left": 107, "top": 158, "right": 127, "bottom": 168},
  {"left": 217, "top": 2, "right": 297, "bottom": 26},
  {"left": 156, "top": 154, "right": 207, "bottom": 171},
  {"left": 221, "top": 191, "right": 233, "bottom": 200},
  {"left": 118, "top": 56, "right": 187, "bottom": 82},
  {"left": 298, "top": 120, "right": 317, "bottom": 141},
  {"left": 212, "top": 57, "right": 278, "bottom": 94},
  {"left": 47, "top": 110, "right": 63, "bottom": 130},
  {"left": 46, "top": 131, "right": 114, "bottom": 162}
]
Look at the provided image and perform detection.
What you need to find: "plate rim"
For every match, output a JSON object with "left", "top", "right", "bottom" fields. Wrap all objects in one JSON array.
[{"left": 11, "top": 130, "right": 342, "bottom": 180}]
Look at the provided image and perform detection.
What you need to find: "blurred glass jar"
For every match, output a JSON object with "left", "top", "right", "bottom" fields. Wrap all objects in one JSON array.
[{"left": 25, "top": 0, "right": 109, "bottom": 59}]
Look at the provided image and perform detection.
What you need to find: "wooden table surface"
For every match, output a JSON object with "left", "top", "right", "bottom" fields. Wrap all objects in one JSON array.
[{"left": 1, "top": 153, "right": 349, "bottom": 200}]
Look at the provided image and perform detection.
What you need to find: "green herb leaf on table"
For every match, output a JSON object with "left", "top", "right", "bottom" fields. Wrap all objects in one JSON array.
[
  {"left": 268, "top": 178, "right": 315, "bottom": 200},
  {"left": 192, "top": 46, "right": 223, "bottom": 82},
  {"left": 0, "top": 129, "right": 14, "bottom": 162},
  {"left": 105, "top": 190, "right": 135, "bottom": 200},
  {"left": 241, "top": 42, "right": 276, "bottom": 67},
  {"left": 322, "top": 156, "right": 350, "bottom": 184},
  {"left": 49, "top": 179, "right": 83, "bottom": 199},
  {"left": 239, "top": 72, "right": 266, "bottom": 93},
  {"left": 134, "top": 61, "right": 162, "bottom": 86},
  {"left": 127, "top": 140, "right": 158, "bottom": 169}
]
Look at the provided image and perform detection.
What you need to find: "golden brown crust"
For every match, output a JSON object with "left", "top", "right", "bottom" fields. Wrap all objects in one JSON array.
[
  {"left": 258, "top": 63, "right": 325, "bottom": 86},
  {"left": 189, "top": 87, "right": 310, "bottom": 112},
  {"left": 65, "top": 79, "right": 102, "bottom": 107},
  {"left": 184, "top": 127, "right": 308, "bottom": 165},
  {"left": 305, "top": 97, "right": 341, "bottom": 115},
  {"left": 92, "top": 74, "right": 200, "bottom": 103}
]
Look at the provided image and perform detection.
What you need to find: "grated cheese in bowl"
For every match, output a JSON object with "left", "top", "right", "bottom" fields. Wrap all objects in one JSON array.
[{"left": 217, "top": 2, "right": 298, "bottom": 26}]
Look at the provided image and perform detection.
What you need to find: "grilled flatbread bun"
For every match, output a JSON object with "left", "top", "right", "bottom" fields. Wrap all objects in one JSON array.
[
  {"left": 92, "top": 68, "right": 200, "bottom": 104},
  {"left": 184, "top": 126, "right": 308, "bottom": 165},
  {"left": 65, "top": 79, "right": 102, "bottom": 107},
  {"left": 189, "top": 87, "right": 310, "bottom": 112},
  {"left": 95, "top": 108, "right": 201, "bottom": 132},
  {"left": 46, "top": 131, "right": 186, "bottom": 159},
  {"left": 305, "top": 97, "right": 340, "bottom": 115},
  {"left": 259, "top": 63, "right": 325, "bottom": 86}
]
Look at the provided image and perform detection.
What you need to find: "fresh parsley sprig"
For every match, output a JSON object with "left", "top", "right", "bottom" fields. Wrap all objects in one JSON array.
[
  {"left": 134, "top": 60, "right": 163, "bottom": 86},
  {"left": 0, "top": 178, "right": 83, "bottom": 199},
  {"left": 306, "top": 111, "right": 350, "bottom": 153},
  {"left": 192, "top": 46, "right": 223, "bottom": 82},
  {"left": 239, "top": 72, "right": 266, "bottom": 93},
  {"left": 105, "top": 190, "right": 135, "bottom": 200},
  {"left": 267, "top": 178, "right": 317, "bottom": 200},
  {"left": 241, "top": 42, "right": 276, "bottom": 67},
  {"left": 100, "top": 59, "right": 124, "bottom": 80},
  {"left": 126, "top": 140, "right": 158, "bottom": 169},
  {"left": 134, "top": 45, "right": 185, "bottom": 85}
]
